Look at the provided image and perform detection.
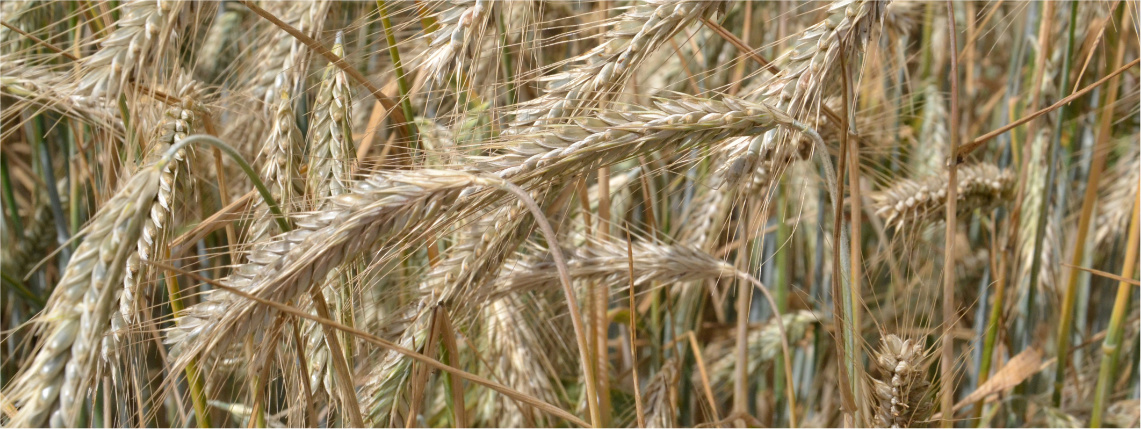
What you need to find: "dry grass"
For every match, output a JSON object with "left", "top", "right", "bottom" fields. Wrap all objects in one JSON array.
[{"left": 1, "top": 1, "right": 1138, "bottom": 428}]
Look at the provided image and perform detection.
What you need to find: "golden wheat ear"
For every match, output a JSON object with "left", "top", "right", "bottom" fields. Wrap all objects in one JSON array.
[{"left": 868, "top": 334, "right": 934, "bottom": 428}]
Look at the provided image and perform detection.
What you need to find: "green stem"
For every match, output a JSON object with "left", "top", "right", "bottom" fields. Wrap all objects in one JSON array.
[
  {"left": 162, "top": 135, "right": 290, "bottom": 233},
  {"left": 2, "top": 270, "right": 45, "bottom": 308},
  {"left": 377, "top": 0, "right": 419, "bottom": 149},
  {"left": 1052, "top": 0, "right": 1104, "bottom": 407},
  {"left": 0, "top": 155, "right": 23, "bottom": 234},
  {"left": 498, "top": 16, "right": 517, "bottom": 106},
  {"left": 166, "top": 271, "right": 214, "bottom": 428},
  {"left": 1090, "top": 191, "right": 1139, "bottom": 427},
  {"left": 775, "top": 177, "right": 790, "bottom": 424}
]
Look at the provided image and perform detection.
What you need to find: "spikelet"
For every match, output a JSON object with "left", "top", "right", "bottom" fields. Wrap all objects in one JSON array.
[
  {"left": 868, "top": 334, "right": 933, "bottom": 428},
  {"left": 871, "top": 163, "right": 1014, "bottom": 229},
  {"left": 2, "top": 168, "right": 160, "bottom": 428}
]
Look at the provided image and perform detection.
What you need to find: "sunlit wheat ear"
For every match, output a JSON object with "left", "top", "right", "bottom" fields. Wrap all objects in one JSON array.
[
  {"left": 167, "top": 170, "right": 490, "bottom": 361},
  {"left": 871, "top": 163, "right": 1014, "bottom": 230},
  {"left": 491, "top": 96, "right": 804, "bottom": 182},
  {"left": 2, "top": 65, "right": 123, "bottom": 130},
  {"left": 868, "top": 334, "right": 933, "bottom": 428},
  {"left": 121, "top": 79, "right": 201, "bottom": 325},
  {"left": 422, "top": 0, "right": 492, "bottom": 86},
  {"left": 706, "top": 311, "right": 818, "bottom": 392},
  {"left": 3, "top": 168, "right": 160, "bottom": 428},
  {"left": 247, "top": 1, "right": 321, "bottom": 106},
  {"left": 724, "top": 0, "right": 890, "bottom": 188},
  {"left": 510, "top": 0, "right": 723, "bottom": 132},
  {"left": 359, "top": 305, "right": 434, "bottom": 426},
  {"left": 475, "top": 297, "right": 562, "bottom": 427},
  {"left": 306, "top": 32, "right": 355, "bottom": 204},
  {"left": 74, "top": 0, "right": 189, "bottom": 101},
  {"left": 248, "top": 83, "right": 305, "bottom": 243}
]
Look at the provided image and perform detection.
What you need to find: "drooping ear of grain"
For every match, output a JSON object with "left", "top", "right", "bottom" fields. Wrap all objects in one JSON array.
[
  {"left": 871, "top": 163, "right": 1014, "bottom": 230},
  {"left": 509, "top": 0, "right": 723, "bottom": 133},
  {"left": 3, "top": 168, "right": 160, "bottom": 428},
  {"left": 74, "top": 1, "right": 189, "bottom": 101},
  {"left": 723, "top": 0, "right": 890, "bottom": 187},
  {"left": 122, "top": 81, "right": 201, "bottom": 324}
]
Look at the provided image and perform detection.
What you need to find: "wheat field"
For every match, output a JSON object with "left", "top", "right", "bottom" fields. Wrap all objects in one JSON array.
[{"left": 0, "top": 1, "right": 1138, "bottom": 427}]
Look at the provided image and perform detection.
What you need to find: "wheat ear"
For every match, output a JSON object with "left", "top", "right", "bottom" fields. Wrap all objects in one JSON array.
[
  {"left": 871, "top": 163, "right": 1014, "bottom": 229},
  {"left": 868, "top": 334, "right": 933, "bottom": 428},
  {"left": 644, "top": 357, "right": 682, "bottom": 428},
  {"left": 74, "top": 0, "right": 187, "bottom": 100},
  {"left": 511, "top": 0, "right": 722, "bottom": 132},
  {"left": 421, "top": 0, "right": 491, "bottom": 86},
  {"left": 3, "top": 167, "right": 160, "bottom": 428},
  {"left": 122, "top": 81, "right": 200, "bottom": 324},
  {"left": 725, "top": 0, "right": 890, "bottom": 187},
  {"left": 305, "top": 32, "right": 356, "bottom": 204}
]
